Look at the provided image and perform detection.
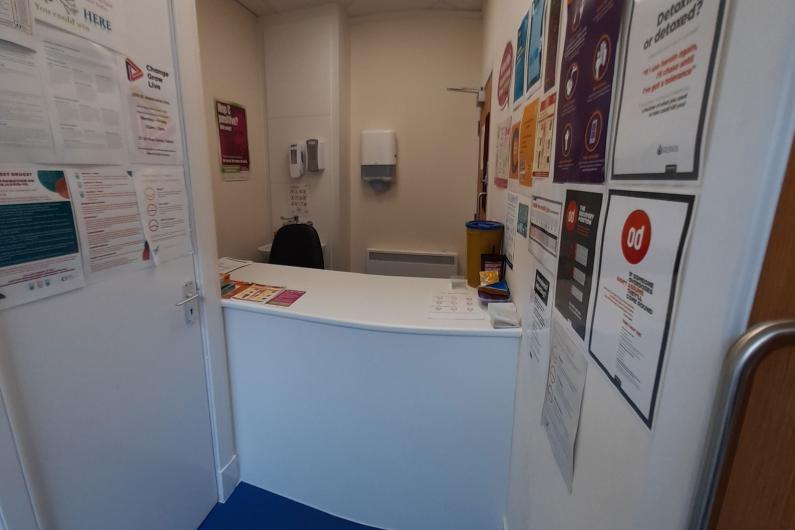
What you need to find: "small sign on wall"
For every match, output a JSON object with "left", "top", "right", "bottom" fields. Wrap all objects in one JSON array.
[{"left": 215, "top": 100, "right": 250, "bottom": 181}]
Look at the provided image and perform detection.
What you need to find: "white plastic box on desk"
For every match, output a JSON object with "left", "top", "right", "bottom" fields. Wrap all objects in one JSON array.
[{"left": 222, "top": 264, "right": 520, "bottom": 530}]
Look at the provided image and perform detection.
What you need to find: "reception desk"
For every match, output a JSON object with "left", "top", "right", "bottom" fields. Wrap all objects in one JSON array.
[{"left": 222, "top": 264, "right": 520, "bottom": 530}]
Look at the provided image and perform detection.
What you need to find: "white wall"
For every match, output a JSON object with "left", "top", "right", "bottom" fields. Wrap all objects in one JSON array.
[
  {"left": 196, "top": 0, "right": 271, "bottom": 261},
  {"left": 262, "top": 4, "right": 347, "bottom": 270},
  {"left": 348, "top": 12, "right": 483, "bottom": 273}
]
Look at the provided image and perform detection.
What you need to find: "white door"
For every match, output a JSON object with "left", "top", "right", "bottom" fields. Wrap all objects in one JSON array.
[{"left": 0, "top": 1, "right": 217, "bottom": 529}]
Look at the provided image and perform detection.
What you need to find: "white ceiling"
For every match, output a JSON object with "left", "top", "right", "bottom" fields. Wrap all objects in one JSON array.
[{"left": 237, "top": 0, "right": 482, "bottom": 17}]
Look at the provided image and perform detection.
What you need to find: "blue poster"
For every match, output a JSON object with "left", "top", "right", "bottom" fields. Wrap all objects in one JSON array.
[
  {"left": 514, "top": 12, "right": 529, "bottom": 104},
  {"left": 527, "top": 0, "right": 545, "bottom": 91}
]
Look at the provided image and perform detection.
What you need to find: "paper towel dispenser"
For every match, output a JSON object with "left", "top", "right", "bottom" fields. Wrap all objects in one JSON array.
[{"left": 361, "top": 130, "right": 396, "bottom": 190}]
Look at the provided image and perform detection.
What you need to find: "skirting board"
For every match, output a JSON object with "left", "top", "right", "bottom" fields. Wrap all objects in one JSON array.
[{"left": 218, "top": 454, "right": 240, "bottom": 503}]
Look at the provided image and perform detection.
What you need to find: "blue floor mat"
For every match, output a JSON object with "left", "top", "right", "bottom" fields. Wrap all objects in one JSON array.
[{"left": 198, "top": 482, "right": 383, "bottom": 530}]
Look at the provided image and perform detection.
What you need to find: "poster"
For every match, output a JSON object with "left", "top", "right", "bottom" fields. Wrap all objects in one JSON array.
[
  {"left": 494, "top": 117, "right": 511, "bottom": 188},
  {"left": 612, "top": 0, "right": 726, "bottom": 181},
  {"left": 514, "top": 12, "right": 528, "bottom": 105},
  {"left": 542, "top": 312, "right": 588, "bottom": 492},
  {"left": 429, "top": 291, "right": 483, "bottom": 320},
  {"left": 518, "top": 99, "right": 539, "bottom": 187},
  {"left": 543, "top": 0, "right": 563, "bottom": 93},
  {"left": 517, "top": 202, "right": 529, "bottom": 237},
  {"left": 504, "top": 191, "right": 519, "bottom": 269},
  {"left": 555, "top": 189, "right": 602, "bottom": 340},
  {"left": 0, "top": 0, "right": 35, "bottom": 49},
  {"left": 532, "top": 94, "right": 556, "bottom": 179},
  {"left": 497, "top": 41, "right": 513, "bottom": 110},
  {"left": 32, "top": 0, "right": 125, "bottom": 53},
  {"left": 121, "top": 54, "right": 184, "bottom": 165},
  {"left": 233, "top": 283, "right": 284, "bottom": 303},
  {"left": 39, "top": 24, "right": 127, "bottom": 165},
  {"left": 288, "top": 182, "right": 309, "bottom": 218},
  {"left": 589, "top": 190, "right": 694, "bottom": 427},
  {"left": 0, "top": 166, "right": 85, "bottom": 310},
  {"left": 66, "top": 167, "right": 150, "bottom": 282},
  {"left": 554, "top": 0, "right": 625, "bottom": 183},
  {"left": 527, "top": 0, "right": 545, "bottom": 92},
  {"left": 529, "top": 194, "right": 563, "bottom": 273},
  {"left": 267, "top": 289, "right": 306, "bottom": 307},
  {"left": 509, "top": 120, "right": 521, "bottom": 180},
  {"left": 215, "top": 100, "right": 250, "bottom": 179},
  {"left": 0, "top": 40, "right": 55, "bottom": 163},
  {"left": 525, "top": 264, "right": 554, "bottom": 366},
  {"left": 132, "top": 166, "right": 193, "bottom": 265}
]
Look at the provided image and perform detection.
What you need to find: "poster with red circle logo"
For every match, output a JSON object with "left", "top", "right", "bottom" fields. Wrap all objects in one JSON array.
[
  {"left": 497, "top": 42, "right": 513, "bottom": 109},
  {"left": 588, "top": 190, "right": 695, "bottom": 428}
]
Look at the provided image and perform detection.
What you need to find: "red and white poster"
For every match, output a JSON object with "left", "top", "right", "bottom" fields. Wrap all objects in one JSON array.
[
  {"left": 497, "top": 41, "right": 513, "bottom": 109},
  {"left": 588, "top": 190, "right": 694, "bottom": 427},
  {"left": 215, "top": 100, "right": 250, "bottom": 181}
]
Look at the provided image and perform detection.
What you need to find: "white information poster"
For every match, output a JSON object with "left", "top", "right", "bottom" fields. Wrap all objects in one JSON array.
[
  {"left": 504, "top": 191, "right": 519, "bottom": 269},
  {"left": 524, "top": 264, "right": 554, "bottom": 367},
  {"left": 0, "top": 0, "right": 35, "bottom": 49},
  {"left": 32, "top": 0, "right": 125, "bottom": 53},
  {"left": 39, "top": 24, "right": 127, "bottom": 165},
  {"left": 0, "top": 39, "right": 56, "bottom": 162},
  {"left": 542, "top": 312, "right": 588, "bottom": 492},
  {"left": 66, "top": 167, "right": 151, "bottom": 282},
  {"left": 494, "top": 117, "right": 511, "bottom": 188},
  {"left": 429, "top": 291, "right": 484, "bottom": 321},
  {"left": 589, "top": 190, "right": 694, "bottom": 427},
  {"left": 612, "top": 0, "right": 727, "bottom": 181},
  {"left": 132, "top": 166, "right": 193, "bottom": 265},
  {"left": 0, "top": 166, "right": 85, "bottom": 310},
  {"left": 528, "top": 194, "right": 563, "bottom": 273},
  {"left": 119, "top": 54, "right": 184, "bottom": 165}
]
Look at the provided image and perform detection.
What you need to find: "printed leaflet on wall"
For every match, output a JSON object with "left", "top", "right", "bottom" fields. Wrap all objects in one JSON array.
[
  {"left": 589, "top": 190, "right": 694, "bottom": 427},
  {"left": 527, "top": 0, "right": 544, "bottom": 92},
  {"left": 518, "top": 99, "right": 539, "bottom": 187},
  {"left": 32, "top": 0, "right": 126, "bottom": 53},
  {"left": 612, "top": 0, "right": 726, "bottom": 181},
  {"left": 66, "top": 167, "right": 150, "bottom": 282},
  {"left": 532, "top": 94, "right": 556, "bottom": 179},
  {"left": 0, "top": 166, "right": 85, "bottom": 310},
  {"left": 554, "top": 190, "right": 602, "bottom": 340},
  {"left": 514, "top": 12, "right": 528, "bottom": 105},
  {"left": 215, "top": 100, "right": 250, "bottom": 179},
  {"left": 132, "top": 166, "right": 193, "bottom": 265},
  {"left": 494, "top": 117, "right": 511, "bottom": 188},
  {"left": 528, "top": 194, "right": 563, "bottom": 274},
  {"left": 39, "top": 24, "right": 127, "bottom": 165},
  {"left": 504, "top": 191, "right": 519, "bottom": 269},
  {"left": 554, "top": 0, "right": 625, "bottom": 183},
  {"left": 524, "top": 264, "right": 554, "bottom": 367},
  {"left": 543, "top": 0, "right": 562, "bottom": 93},
  {"left": 542, "top": 312, "right": 588, "bottom": 492},
  {"left": 0, "top": 39, "right": 55, "bottom": 163},
  {"left": 0, "top": 0, "right": 35, "bottom": 49},
  {"left": 509, "top": 120, "right": 521, "bottom": 180},
  {"left": 120, "top": 54, "right": 184, "bottom": 165}
]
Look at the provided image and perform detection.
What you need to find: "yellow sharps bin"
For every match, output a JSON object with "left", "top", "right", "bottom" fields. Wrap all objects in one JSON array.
[{"left": 465, "top": 220, "right": 504, "bottom": 287}]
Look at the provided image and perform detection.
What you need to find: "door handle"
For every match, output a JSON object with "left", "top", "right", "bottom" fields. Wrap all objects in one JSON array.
[
  {"left": 176, "top": 281, "right": 200, "bottom": 324},
  {"left": 175, "top": 294, "right": 199, "bottom": 307}
]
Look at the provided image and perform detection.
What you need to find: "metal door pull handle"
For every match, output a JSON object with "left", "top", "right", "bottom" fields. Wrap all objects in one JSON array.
[{"left": 176, "top": 294, "right": 200, "bottom": 307}]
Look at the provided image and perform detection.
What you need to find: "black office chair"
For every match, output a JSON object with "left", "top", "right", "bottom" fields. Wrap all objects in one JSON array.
[{"left": 268, "top": 223, "right": 325, "bottom": 269}]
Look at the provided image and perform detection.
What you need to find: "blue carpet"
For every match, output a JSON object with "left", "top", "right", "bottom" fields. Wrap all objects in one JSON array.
[{"left": 198, "top": 482, "right": 383, "bottom": 530}]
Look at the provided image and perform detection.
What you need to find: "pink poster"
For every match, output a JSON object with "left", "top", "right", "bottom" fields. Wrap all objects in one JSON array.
[{"left": 215, "top": 100, "right": 250, "bottom": 179}]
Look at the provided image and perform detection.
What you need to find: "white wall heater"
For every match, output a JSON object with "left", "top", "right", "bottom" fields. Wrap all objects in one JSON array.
[{"left": 365, "top": 248, "right": 458, "bottom": 278}]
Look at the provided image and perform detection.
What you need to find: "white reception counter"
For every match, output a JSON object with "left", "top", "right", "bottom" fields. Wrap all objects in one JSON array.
[{"left": 222, "top": 264, "right": 520, "bottom": 530}]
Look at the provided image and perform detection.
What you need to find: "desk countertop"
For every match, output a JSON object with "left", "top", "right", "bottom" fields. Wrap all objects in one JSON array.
[{"left": 221, "top": 263, "right": 521, "bottom": 338}]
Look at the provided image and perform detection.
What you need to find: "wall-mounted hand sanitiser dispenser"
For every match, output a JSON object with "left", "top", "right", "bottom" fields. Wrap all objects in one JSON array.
[
  {"left": 306, "top": 138, "right": 326, "bottom": 172},
  {"left": 361, "top": 130, "right": 396, "bottom": 191},
  {"left": 289, "top": 143, "right": 306, "bottom": 178}
]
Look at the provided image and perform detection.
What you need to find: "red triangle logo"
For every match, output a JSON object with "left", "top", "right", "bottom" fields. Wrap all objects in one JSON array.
[{"left": 126, "top": 58, "right": 143, "bottom": 82}]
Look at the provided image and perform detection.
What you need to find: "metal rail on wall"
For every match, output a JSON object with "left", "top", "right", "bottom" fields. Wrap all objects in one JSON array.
[{"left": 689, "top": 320, "right": 795, "bottom": 529}]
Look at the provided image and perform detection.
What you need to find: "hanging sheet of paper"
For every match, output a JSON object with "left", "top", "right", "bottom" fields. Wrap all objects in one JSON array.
[
  {"left": 120, "top": 54, "right": 184, "bottom": 165},
  {"left": 215, "top": 100, "right": 249, "bottom": 180},
  {"left": 0, "top": 39, "right": 56, "bottom": 163},
  {"left": 429, "top": 291, "right": 484, "bottom": 321},
  {"left": 542, "top": 312, "right": 588, "bottom": 492},
  {"left": 132, "top": 166, "right": 193, "bottom": 265},
  {"left": 529, "top": 193, "right": 563, "bottom": 280},
  {"left": 518, "top": 98, "right": 539, "bottom": 187},
  {"left": 514, "top": 11, "right": 528, "bottom": 105},
  {"left": 0, "top": 0, "right": 35, "bottom": 49},
  {"left": 218, "top": 257, "right": 252, "bottom": 275},
  {"left": 524, "top": 264, "right": 554, "bottom": 367},
  {"left": 494, "top": 117, "right": 511, "bottom": 188},
  {"left": 39, "top": 24, "right": 128, "bottom": 165},
  {"left": 526, "top": 0, "right": 544, "bottom": 93},
  {"left": 554, "top": 0, "right": 625, "bottom": 183},
  {"left": 509, "top": 120, "right": 521, "bottom": 180},
  {"left": 555, "top": 190, "right": 603, "bottom": 341},
  {"left": 289, "top": 182, "right": 309, "bottom": 218},
  {"left": 32, "top": 0, "right": 126, "bottom": 53},
  {"left": 532, "top": 94, "right": 556, "bottom": 179},
  {"left": 612, "top": 0, "right": 726, "bottom": 181},
  {"left": 65, "top": 167, "right": 151, "bottom": 282},
  {"left": 517, "top": 202, "right": 529, "bottom": 237},
  {"left": 504, "top": 191, "right": 519, "bottom": 269},
  {"left": 543, "top": 0, "right": 562, "bottom": 93},
  {"left": 0, "top": 166, "right": 85, "bottom": 310},
  {"left": 589, "top": 190, "right": 694, "bottom": 427}
]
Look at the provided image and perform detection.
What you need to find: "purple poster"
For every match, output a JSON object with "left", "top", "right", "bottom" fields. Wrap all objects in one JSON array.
[
  {"left": 215, "top": 100, "right": 250, "bottom": 178},
  {"left": 554, "top": 0, "right": 625, "bottom": 183}
]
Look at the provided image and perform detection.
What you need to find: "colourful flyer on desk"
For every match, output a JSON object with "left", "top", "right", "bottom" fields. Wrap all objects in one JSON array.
[
  {"left": 233, "top": 284, "right": 284, "bottom": 303},
  {"left": 267, "top": 289, "right": 306, "bottom": 307}
]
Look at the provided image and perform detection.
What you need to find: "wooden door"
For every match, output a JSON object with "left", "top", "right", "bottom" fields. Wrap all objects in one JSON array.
[
  {"left": 710, "top": 136, "right": 795, "bottom": 529},
  {"left": 476, "top": 75, "right": 492, "bottom": 220}
]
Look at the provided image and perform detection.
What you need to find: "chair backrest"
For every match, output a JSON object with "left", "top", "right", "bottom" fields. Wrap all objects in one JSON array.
[{"left": 268, "top": 223, "right": 325, "bottom": 269}]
